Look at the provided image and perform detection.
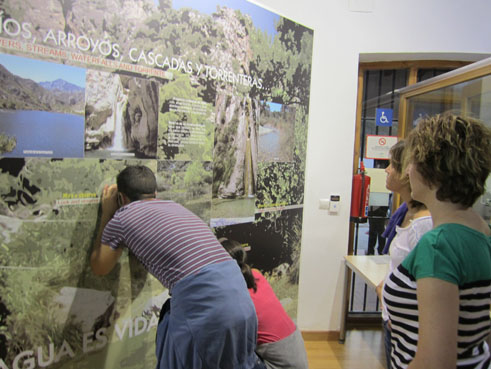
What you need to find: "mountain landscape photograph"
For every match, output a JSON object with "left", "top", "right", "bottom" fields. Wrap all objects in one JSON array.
[
  {"left": 0, "top": 53, "right": 86, "bottom": 158},
  {"left": 0, "top": 53, "right": 85, "bottom": 115}
]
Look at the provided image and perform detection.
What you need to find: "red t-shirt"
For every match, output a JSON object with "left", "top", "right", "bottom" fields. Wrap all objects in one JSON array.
[{"left": 249, "top": 269, "right": 296, "bottom": 345}]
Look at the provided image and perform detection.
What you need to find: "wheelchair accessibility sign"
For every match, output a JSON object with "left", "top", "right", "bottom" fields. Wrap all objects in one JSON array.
[{"left": 376, "top": 108, "right": 393, "bottom": 127}]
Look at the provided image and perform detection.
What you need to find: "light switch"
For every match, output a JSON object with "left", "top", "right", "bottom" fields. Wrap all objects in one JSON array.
[{"left": 319, "top": 198, "right": 330, "bottom": 210}]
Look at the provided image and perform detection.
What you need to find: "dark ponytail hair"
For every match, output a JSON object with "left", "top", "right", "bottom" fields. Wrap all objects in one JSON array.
[{"left": 219, "top": 238, "right": 257, "bottom": 292}]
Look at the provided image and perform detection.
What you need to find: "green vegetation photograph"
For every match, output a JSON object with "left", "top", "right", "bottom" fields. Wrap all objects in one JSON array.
[
  {"left": 0, "top": 158, "right": 163, "bottom": 369},
  {"left": 156, "top": 160, "right": 213, "bottom": 223},
  {"left": 0, "top": 133, "right": 16, "bottom": 153}
]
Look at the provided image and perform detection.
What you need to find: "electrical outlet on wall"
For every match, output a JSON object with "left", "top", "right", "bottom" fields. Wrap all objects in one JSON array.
[{"left": 329, "top": 195, "right": 340, "bottom": 213}]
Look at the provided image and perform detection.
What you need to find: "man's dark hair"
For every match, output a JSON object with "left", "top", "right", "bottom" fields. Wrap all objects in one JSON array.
[{"left": 117, "top": 165, "right": 157, "bottom": 202}]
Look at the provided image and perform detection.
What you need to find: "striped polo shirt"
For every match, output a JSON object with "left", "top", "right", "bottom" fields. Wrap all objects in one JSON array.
[
  {"left": 101, "top": 199, "right": 231, "bottom": 290},
  {"left": 383, "top": 224, "right": 491, "bottom": 369}
]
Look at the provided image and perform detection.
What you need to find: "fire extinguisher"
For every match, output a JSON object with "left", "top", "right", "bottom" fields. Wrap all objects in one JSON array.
[{"left": 350, "top": 161, "right": 371, "bottom": 223}]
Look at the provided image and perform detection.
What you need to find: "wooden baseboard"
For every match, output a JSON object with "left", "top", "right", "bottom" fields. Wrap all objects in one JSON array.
[
  {"left": 301, "top": 319, "right": 383, "bottom": 342},
  {"left": 301, "top": 330, "right": 339, "bottom": 341}
]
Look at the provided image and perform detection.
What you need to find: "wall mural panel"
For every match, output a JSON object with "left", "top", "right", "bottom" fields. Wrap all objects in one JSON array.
[{"left": 0, "top": 0, "right": 313, "bottom": 368}]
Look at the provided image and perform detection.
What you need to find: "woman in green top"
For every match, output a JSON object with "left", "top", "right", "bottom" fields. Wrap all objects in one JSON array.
[{"left": 382, "top": 113, "right": 491, "bottom": 369}]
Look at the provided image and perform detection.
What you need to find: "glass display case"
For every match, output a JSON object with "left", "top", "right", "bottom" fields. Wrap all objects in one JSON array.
[{"left": 397, "top": 57, "right": 491, "bottom": 222}]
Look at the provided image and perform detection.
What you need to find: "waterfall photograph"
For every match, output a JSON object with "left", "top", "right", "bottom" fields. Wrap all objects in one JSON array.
[{"left": 84, "top": 70, "right": 159, "bottom": 159}]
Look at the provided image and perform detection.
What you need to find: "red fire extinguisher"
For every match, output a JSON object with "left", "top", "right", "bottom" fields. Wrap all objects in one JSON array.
[{"left": 350, "top": 161, "right": 371, "bottom": 223}]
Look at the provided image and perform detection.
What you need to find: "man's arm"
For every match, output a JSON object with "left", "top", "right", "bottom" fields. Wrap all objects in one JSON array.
[{"left": 91, "top": 184, "right": 123, "bottom": 275}]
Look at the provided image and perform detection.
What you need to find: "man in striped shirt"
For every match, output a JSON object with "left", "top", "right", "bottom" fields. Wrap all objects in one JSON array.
[{"left": 91, "top": 165, "right": 263, "bottom": 369}]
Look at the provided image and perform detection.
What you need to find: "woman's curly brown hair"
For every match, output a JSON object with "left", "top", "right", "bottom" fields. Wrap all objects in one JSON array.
[{"left": 404, "top": 113, "right": 491, "bottom": 207}]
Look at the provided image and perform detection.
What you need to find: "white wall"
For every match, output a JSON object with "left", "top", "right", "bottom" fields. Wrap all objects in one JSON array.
[{"left": 253, "top": 0, "right": 491, "bottom": 331}]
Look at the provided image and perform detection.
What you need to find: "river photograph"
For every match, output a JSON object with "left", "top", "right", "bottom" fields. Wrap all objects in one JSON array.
[{"left": 258, "top": 101, "right": 295, "bottom": 162}]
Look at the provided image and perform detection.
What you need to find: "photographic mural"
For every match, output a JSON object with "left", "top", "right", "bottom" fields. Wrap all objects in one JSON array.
[{"left": 0, "top": 0, "right": 313, "bottom": 368}]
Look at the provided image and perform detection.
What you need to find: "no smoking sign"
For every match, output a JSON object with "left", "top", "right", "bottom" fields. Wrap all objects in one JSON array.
[{"left": 365, "top": 135, "right": 398, "bottom": 159}]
